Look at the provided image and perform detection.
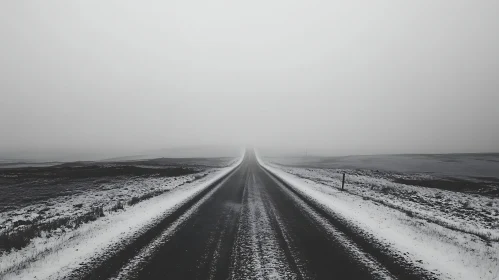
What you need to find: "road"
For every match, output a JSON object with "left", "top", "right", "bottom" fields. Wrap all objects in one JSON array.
[{"left": 85, "top": 151, "right": 429, "bottom": 280}]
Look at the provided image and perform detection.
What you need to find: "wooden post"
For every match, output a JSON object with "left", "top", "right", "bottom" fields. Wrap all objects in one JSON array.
[{"left": 342, "top": 173, "right": 345, "bottom": 190}]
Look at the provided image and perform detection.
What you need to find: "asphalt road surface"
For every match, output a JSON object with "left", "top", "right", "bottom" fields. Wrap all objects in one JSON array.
[{"left": 85, "top": 151, "right": 430, "bottom": 280}]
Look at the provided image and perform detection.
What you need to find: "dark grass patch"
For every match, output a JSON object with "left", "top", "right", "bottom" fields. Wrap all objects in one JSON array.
[
  {"left": 0, "top": 165, "right": 198, "bottom": 180},
  {"left": 474, "top": 176, "right": 499, "bottom": 183},
  {"left": 127, "top": 190, "right": 165, "bottom": 206},
  {"left": 392, "top": 177, "right": 499, "bottom": 197},
  {"left": 128, "top": 196, "right": 141, "bottom": 206},
  {"left": 0, "top": 165, "right": 202, "bottom": 213},
  {"left": 0, "top": 206, "right": 104, "bottom": 252},
  {"left": 380, "top": 186, "right": 394, "bottom": 194},
  {"left": 119, "top": 157, "right": 234, "bottom": 169},
  {"left": 127, "top": 189, "right": 171, "bottom": 206},
  {"left": 434, "top": 192, "right": 444, "bottom": 199},
  {"left": 126, "top": 173, "right": 209, "bottom": 207},
  {"left": 109, "top": 201, "right": 124, "bottom": 212}
]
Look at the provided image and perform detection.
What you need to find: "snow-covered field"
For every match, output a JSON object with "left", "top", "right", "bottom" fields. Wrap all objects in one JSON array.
[
  {"left": 1, "top": 174, "right": 201, "bottom": 233},
  {"left": 260, "top": 154, "right": 499, "bottom": 280},
  {"left": 0, "top": 158, "right": 241, "bottom": 279},
  {"left": 268, "top": 153, "right": 499, "bottom": 180}
]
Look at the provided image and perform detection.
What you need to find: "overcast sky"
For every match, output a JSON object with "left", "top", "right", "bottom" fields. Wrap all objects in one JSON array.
[{"left": 1, "top": 1, "right": 498, "bottom": 159}]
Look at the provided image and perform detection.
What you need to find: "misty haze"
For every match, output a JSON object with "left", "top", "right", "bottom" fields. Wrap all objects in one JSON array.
[{"left": 1, "top": 1, "right": 498, "bottom": 280}]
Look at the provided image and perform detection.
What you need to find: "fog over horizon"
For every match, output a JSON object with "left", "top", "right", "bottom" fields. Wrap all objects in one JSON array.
[{"left": 1, "top": 1, "right": 499, "bottom": 161}]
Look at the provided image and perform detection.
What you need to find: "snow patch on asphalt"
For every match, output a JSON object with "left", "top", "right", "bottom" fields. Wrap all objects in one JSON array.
[{"left": 230, "top": 173, "right": 299, "bottom": 280}]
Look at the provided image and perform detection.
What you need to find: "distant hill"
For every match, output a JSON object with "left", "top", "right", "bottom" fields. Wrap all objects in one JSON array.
[{"left": 0, "top": 145, "right": 243, "bottom": 163}]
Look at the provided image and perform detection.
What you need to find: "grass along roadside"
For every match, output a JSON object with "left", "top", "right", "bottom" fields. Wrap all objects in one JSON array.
[{"left": 0, "top": 172, "right": 209, "bottom": 254}]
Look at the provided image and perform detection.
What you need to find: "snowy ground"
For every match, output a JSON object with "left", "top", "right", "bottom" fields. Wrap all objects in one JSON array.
[
  {"left": 1, "top": 175, "right": 201, "bottom": 233},
  {"left": 260, "top": 155, "right": 499, "bottom": 280},
  {"left": 268, "top": 153, "right": 499, "bottom": 180},
  {"left": 0, "top": 157, "right": 240, "bottom": 279}
]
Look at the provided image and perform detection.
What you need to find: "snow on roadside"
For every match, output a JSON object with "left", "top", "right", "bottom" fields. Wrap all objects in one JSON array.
[
  {"left": 257, "top": 155, "right": 499, "bottom": 280},
  {"left": 1, "top": 157, "right": 242, "bottom": 279},
  {"left": 268, "top": 165, "right": 499, "bottom": 242},
  {"left": 1, "top": 174, "right": 200, "bottom": 231}
]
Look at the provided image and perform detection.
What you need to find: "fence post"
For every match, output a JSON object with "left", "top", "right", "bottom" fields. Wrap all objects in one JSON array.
[{"left": 342, "top": 173, "right": 345, "bottom": 190}]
